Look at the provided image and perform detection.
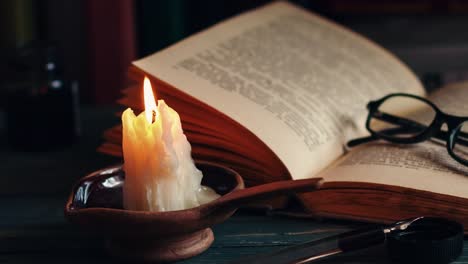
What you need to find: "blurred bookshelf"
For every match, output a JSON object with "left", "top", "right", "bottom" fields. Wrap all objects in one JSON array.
[{"left": 1, "top": 0, "right": 468, "bottom": 104}]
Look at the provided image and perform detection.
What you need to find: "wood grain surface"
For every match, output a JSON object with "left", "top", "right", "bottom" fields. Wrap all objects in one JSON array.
[{"left": 0, "top": 196, "right": 466, "bottom": 264}]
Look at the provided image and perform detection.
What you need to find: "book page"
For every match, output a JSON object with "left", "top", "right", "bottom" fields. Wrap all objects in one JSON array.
[
  {"left": 133, "top": 1, "right": 424, "bottom": 180},
  {"left": 320, "top": 82, "right": 468, "bottom": 198},
  {"left": 428, "top": 81, "right": 468, "bottom": 115}
]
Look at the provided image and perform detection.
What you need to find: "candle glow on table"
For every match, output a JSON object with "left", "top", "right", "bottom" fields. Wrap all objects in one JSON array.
[{"left": 122, "top": 77, "right": 220, "bottom": 211}]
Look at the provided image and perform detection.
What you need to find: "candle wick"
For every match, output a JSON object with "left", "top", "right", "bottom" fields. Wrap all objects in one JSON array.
[{"left": 152, "top": 110, "right": 157, "bottom": 123}]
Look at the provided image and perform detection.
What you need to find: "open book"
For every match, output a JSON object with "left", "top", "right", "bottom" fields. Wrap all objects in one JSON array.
[{"left": 100, "top": 1, "right": 468, "bottom": 231}]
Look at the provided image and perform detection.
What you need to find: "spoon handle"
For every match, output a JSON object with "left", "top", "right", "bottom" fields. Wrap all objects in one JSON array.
[{"left": 214, "top": 178, "right": 322, "bottom": 209}]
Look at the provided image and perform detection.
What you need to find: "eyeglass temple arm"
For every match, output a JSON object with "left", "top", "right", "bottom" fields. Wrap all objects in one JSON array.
[
  {"left": 347, "top": 112, "right": 468, "bottom": 147},
  {"left": 381, "top": 113, "right": 468, "bottom": 145},
  {"left": 347, "top": 127, "right": 402, "bottom": 147}
]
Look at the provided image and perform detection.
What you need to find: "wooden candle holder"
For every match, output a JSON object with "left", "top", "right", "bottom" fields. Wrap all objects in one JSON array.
[{"left": 65, "top": 161, "right": 320, "bottom": 263}]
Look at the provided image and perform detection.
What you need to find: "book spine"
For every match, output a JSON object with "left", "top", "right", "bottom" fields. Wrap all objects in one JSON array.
[{"left": 84, "top": 0, "right": 136, "bottom": 104}]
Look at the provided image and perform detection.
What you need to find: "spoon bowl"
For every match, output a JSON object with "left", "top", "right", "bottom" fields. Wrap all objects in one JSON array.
[{"left": 65, "top": 161, "right": 320, "bottom": 263}]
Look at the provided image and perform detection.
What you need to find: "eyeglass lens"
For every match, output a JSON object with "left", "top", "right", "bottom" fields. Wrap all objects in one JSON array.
[
  {"left": 452, "top": 121, "right": 468, "bottom": 162},
  {"left": 369, "top": 96, "right": 436, "bottom": 139}
]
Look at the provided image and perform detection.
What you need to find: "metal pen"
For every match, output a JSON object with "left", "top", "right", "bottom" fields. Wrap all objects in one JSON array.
[{"left": 236, "top": 217, "right": 424, "bottom": 264}]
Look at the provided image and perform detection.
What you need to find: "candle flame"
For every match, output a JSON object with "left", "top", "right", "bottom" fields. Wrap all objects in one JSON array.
[{"left": 143, "top": 76, "right": 158, "bottom": 123}]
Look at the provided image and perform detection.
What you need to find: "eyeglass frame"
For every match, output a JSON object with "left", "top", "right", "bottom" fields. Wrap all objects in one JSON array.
[{"left": 347, "top": 93, "right": 468, "bottom": 166}]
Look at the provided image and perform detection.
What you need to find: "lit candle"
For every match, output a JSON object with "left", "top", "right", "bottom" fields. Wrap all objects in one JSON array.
[{"left": 121, "top": 77, "right": 219, "bottom": 211}]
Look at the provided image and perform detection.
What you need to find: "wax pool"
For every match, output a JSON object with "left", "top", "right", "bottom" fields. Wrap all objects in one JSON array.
[{"left": 121, "top": 99, "right": 219, "bottom": 212}]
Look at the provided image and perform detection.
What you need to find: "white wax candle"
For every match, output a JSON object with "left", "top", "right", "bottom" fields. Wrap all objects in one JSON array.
[{"left": 121, "top": 79, "right": 219, "bottom": 212}]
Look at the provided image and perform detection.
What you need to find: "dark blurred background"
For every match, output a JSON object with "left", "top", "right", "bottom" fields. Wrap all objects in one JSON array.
[{"left": 1, "top": 0, "right": 468, "bottom": 196}]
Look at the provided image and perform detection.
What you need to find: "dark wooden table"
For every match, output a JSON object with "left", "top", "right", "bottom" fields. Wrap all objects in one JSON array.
[
  {"left": 0, "top": 106, "right": 466, "bottom": 263},
  {"left": 0, "top": 196, "right": 467, "bottom": 264}
]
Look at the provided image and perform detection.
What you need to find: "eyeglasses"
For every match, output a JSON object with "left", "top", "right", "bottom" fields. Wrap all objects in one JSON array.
[{"left": 347, "top": 93, "right": 468, "bottom": 166}]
